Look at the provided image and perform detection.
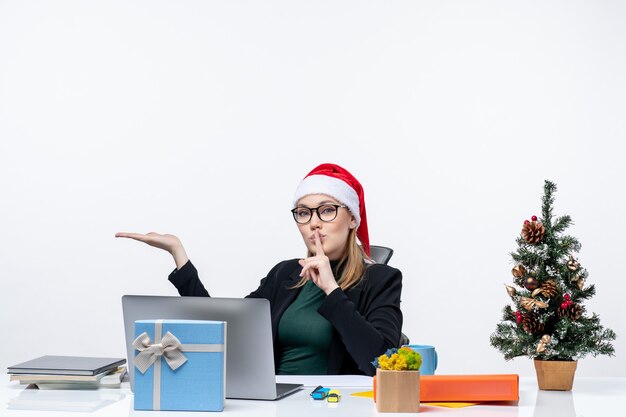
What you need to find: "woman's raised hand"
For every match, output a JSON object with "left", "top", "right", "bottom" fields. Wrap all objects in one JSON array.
[
  {"left": 298, "top": 230, "right": 340, "bottom": 295},
  {"left": 115, "top": 232, "right": 189, "bottom": 269}
]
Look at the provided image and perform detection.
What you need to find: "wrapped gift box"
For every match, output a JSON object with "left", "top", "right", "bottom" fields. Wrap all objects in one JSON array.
[{"left": 133, "top": 319, "right": 226, "bottom": 411}]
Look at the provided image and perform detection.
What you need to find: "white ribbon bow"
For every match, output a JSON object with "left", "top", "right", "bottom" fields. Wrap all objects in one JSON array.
[{"left": 132, "top": 331, "right": 188, "bottom": 374}]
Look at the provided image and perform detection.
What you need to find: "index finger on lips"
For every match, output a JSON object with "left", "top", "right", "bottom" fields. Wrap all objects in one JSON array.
[{"left": 314, "top": 230, "right": 324, "bottom": 256}]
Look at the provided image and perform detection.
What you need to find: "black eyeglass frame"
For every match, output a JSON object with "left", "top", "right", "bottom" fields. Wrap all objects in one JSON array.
[{"left": 290, "top": 204, "right": 347, "bottom": 224}]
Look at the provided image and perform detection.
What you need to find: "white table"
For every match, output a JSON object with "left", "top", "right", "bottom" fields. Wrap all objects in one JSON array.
[{"left": 2, "top": 377, "right": 625, "bottom": 416}]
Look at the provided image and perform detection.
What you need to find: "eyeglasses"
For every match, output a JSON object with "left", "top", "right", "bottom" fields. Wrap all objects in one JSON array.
[{"left": 291, "top": 204, "right": 347, "bottom": 224}]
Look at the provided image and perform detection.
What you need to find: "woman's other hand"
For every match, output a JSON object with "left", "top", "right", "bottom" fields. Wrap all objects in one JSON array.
[
  {"left": 298, "top": 230, "right": 340, "bottom": 295},
  {"left": 115, "top": 232, "right": 189, "bottom": 269}
]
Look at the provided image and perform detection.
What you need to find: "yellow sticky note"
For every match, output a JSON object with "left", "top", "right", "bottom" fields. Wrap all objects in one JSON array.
[
  {"left": 350, "top": 390, "right": 374, "bottom": 398},
  {"left": 350, "top": 391, "right": 480, "bottom": 408},
  {"left": 349, "top": 391, "right": 480, "bottom": 408},
  {"left": 423, "top": 402, "right": 481, "bottom": 408}
]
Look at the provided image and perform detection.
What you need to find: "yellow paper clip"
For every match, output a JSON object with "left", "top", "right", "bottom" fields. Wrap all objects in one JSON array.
[{"left": 327, "top": 389, "right": 341, "bottom": 403}]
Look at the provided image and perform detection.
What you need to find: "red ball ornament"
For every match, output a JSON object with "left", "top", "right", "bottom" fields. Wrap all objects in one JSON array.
[
  {"left": 531, "top": 215, "right": 538, "bottom": 221},
  {"left": 564, "top": 294, "right": 571, "bottom": 301},
  {"left": 561, "top": 302, "right": 569, "bottom": 309},
  {"left": 524, "top": 220, "right": 530, "bottom": 225},
  {"left": 516, "top": 315, "right": 522, "bottom": 324}
]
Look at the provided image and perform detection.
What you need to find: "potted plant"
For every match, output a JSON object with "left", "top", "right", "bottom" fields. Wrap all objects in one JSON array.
[
  {"left": 372, "top": 347, "right": 422, "bottom": 412},
  {"left": 490, "top": 181, "right": 616, "bottom": 391}
]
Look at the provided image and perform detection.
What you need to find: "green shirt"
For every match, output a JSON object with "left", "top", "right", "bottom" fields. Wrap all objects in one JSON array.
[{"left": 277, "top": 280, "right": 333, "bottom": 375}]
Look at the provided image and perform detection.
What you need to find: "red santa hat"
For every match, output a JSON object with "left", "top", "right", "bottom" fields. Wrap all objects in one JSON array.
[{"left": 292, "top": 163, "right": 370, "bottom": 256}]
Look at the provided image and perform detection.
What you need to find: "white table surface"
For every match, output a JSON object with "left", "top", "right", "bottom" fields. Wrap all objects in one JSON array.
[{"left": 2, "top": 377, "right": 625, "bottom": 417}]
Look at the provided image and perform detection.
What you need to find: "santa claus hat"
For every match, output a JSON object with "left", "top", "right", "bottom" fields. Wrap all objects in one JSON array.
[{"left": 292, "top": 163, "right": 370, "bottom": 256}]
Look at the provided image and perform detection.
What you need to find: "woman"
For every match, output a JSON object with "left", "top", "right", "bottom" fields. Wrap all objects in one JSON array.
[{"left": 116, "top": 163, "right": 403, "bottom": 376}]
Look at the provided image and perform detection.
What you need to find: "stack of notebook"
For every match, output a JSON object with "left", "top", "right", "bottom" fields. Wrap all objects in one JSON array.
[{"left": 8, "top": 356, "right": 127, "bottom": 389}]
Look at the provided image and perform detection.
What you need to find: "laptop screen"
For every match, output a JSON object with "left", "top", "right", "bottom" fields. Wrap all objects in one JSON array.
[{"left": 122, "top": 295, "right": 282, "bottom": 399}]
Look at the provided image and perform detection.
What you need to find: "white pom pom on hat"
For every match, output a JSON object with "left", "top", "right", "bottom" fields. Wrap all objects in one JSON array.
[{"left": 292, "top": 163, "right": 369, "bottom": 256}]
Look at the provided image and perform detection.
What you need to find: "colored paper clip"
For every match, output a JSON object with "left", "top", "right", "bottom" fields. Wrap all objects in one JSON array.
[{"left": 310, "top": 386, "right": 331, "bottom": 400}]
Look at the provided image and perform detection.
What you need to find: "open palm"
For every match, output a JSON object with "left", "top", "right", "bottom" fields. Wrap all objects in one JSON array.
[{"left": 115, "top": 231, "right": 189, "bottom": 269}]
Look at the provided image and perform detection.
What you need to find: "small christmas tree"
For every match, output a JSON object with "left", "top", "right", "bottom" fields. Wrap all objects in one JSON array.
[{"left": 491, "top": 180, "right": 616, "bottom": 361}]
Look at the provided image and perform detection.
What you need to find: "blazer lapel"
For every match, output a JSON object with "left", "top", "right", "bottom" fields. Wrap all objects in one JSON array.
[{"left": 326, "top": 284, "right": 363, "bottom": 374}]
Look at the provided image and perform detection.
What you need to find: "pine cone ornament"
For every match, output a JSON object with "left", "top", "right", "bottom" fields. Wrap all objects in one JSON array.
[
  {"left": 522, "top": 312, "right": 545, "bottom": 334},
  {"left": 532, "top": 280, "right": 559, "bottom": 299},
  {"left": 557, "top": 303, "right": 584, "bottom": 320},
  {"left": 522, "top": 220, "right": 545, "bottom": 244}
]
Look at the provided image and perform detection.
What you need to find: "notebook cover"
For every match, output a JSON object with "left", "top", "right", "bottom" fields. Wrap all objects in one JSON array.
[
  {"left": 420, "top": 374, "right": 519, "bottom": 402},
  {"left": 8, "top": 356, "right": 126, "bottom": 376}
]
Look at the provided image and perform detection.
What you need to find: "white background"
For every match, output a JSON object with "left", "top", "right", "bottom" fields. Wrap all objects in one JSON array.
[{"left": 1, "top": 0, "right": 624, "bottom": 378}]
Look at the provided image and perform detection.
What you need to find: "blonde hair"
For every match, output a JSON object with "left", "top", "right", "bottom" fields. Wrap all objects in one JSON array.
[{"left": 292, "top": 228, "right": 371, "bottom": 291}]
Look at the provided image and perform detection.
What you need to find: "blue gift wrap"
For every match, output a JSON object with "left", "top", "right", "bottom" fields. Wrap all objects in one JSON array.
[{"left": 133, "top": 319, "right": 226, "bottom": 411}]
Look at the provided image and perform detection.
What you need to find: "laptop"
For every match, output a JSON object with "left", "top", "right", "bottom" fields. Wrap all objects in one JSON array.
[{"left": 122, "top": 295, "right": 303, "bottom": 400}]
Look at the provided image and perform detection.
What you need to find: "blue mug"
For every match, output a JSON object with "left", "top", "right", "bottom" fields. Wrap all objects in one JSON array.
[{"left": 404, "top": 344, "right": 438, "bottom": 375}]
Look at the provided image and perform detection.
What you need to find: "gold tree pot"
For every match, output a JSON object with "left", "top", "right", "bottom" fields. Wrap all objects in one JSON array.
[{"left": 534, "top": 359, "right": 578, "bottom": 391}]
